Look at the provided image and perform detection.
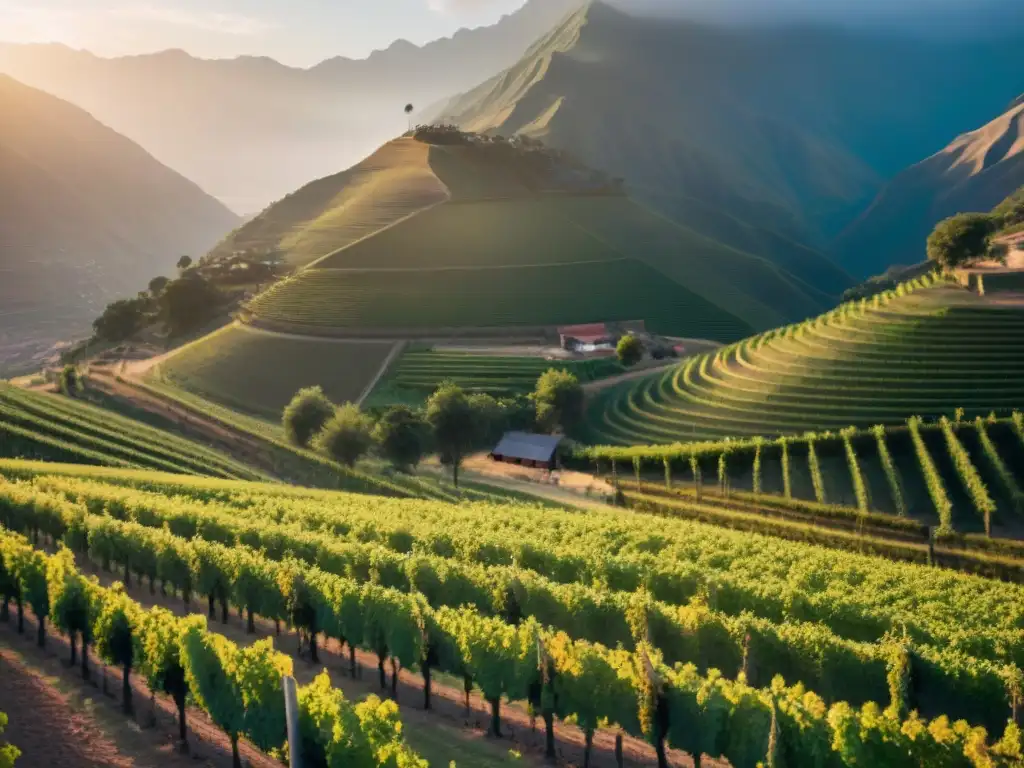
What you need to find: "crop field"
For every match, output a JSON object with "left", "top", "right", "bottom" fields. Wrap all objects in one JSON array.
[
  {"left": 367, "top": 349, "right": 624, "bottom": 407},
  {"left": 207, "top": 137, "right": 449, "bottom": 267},
  {"left": 0, "top": 382, "right": 264, "bottom": 480},
  {"left": 2, "top": 461, "right": 1022, "bottom": 767},
  {"left": 248, "top": 258, "right": 753, "bottom": 339},
  {"left": 156, "top": 323, "right": 395, "bottom": 418},
  {"left": 586, "top": 276, "right": 1024, "bottom": 444}
]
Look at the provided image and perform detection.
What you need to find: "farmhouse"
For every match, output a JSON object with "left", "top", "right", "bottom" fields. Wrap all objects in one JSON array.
[{"left": 490, "top": 431, "right": 563, "bottom": 470}]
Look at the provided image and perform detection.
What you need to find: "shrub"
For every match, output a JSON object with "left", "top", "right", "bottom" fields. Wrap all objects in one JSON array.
[
  {"left": 59, "top": 365, "right": 82, "bottom": 397},
  {"left": 314, "top": 404, "right": 374, "bottom": 467},
  {"left": 534, "top": 369, "right": 584, "bottom": 435},
  {"left": 373, "top": 406, "right": 429, "bottom": 472},
  {"left": 616, "top": 334, "right": 644, "bottom": 367},
  {"left": 282, "top": 386, "right": 335, "bottom": 447}
]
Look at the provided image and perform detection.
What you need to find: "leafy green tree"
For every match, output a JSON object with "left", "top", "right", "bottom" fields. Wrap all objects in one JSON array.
[
  {"left": 93, "top": 586, "right": 138, "bottom": 715},
  {"left": 467, "top": 393, "right": 505, "bottom": 447},
  {"left": 992, "top": 185, "right": 1024, "bottom": 229},
  {"left": 93, "top": 297, "right": 150, "bottom": 342},
  {"left": 425, "top": 382, "right": 475, "bottom": 488},
  {"left": 926, "top": 213, "right": 994, "bottom": 269},
  {"left": 534, "top": 369, "right": 584, "bottom": 435},
  {"left": 373, "top": 406, "right": 429, "bottom": 472},
  {"left": 315, "top": 404, "right": 374, "bottom": 467},
  {"left": 176, "top": 255, "right": 193, "bottom": 272},
  {"left": 0, "top": 712, "right": 18, "bottom": 768},
  {"left": 616, "top": 334, "right": 644, "bottom": 367},
  {"left": 148, "top": 276, "right": 170, "bottom": 296},
  {"left": 12, "top": 545, "right": 48, "bottom": 646},
  {"left": 159, "top": 274, "right": 222, "bottom": 336},
  {"left": 282, "top": 386, "right": 335, "bottom": 448}
]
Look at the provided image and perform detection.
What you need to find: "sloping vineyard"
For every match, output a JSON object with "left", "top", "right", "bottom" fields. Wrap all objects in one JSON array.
[{"left": 1, "top": 462, "right": 1023, "bottom": 767}]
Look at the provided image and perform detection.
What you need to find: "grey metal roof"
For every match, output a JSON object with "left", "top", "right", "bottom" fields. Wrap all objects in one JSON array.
[{"left": 491, "top": 431, "right": 562, "bottom": 463}]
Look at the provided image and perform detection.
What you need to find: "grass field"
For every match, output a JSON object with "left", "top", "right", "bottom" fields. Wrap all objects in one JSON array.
[
  {"left": 0, "top": 382, "right": 266, "bottom": 480},
  {"left": 207, "top": 138, "right": 449, "bottom": 267},
  {"left": 586, "top": 280, "right": 1024, "bottom": 444},
  {"left": 156, "top": 323, "right": 396, "bottom": 418},
  {"left": 366, "top": 349, "right": 624, "bottom": 407},
  {"left": 248, "top": 258, "right": 754, "bottom": 339}
]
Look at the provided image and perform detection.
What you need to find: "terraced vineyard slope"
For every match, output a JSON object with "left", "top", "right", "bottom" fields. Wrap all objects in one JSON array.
[
  {"left": 0, "top": 382, "right": 265, "bottom": 480},
  {"left": 587, "top": 276, "right": 1024, "bottom": 444},
  {"left": 3, "top": 461, "right": 1024, "bottom": 766},
  {"left": 366, "top": 348, "right": 623, "bottom": 407}
]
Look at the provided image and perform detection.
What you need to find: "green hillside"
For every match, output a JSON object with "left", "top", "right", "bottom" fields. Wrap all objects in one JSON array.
[
  {"left": 0, "top": 382, "right": 265, "bottom": 480},
  {"left": 366, "top": 349, "right": 624, "bottom": 407},
  {"left": 586, "top": 276, "right": 1024, "bottom": 444},
  {"left": 155, "top": 323, "right": 396, "bottom": 418}
]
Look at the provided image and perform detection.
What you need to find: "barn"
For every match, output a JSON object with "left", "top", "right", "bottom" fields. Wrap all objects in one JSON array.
[{"left": 490, "top": 431, "right": 563, "bottom": 470}]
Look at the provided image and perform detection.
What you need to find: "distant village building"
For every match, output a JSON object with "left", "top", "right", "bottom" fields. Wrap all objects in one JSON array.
[
  {"left": 490, "top": 432, "right": 563, "bottom": 471},
  {"left": 558, "top": 323, "right": 615, "bottom": 352}
]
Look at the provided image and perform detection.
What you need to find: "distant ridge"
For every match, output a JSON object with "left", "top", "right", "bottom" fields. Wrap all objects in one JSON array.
[
  {"left": 0, "top": 74, "right": 238, "bottom": 374},
  {"left": 836, "top": 96, "right": 1024, "bottom": 276}
]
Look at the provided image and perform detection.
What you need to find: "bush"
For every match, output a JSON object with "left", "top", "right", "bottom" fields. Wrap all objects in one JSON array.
[
  {"left": 616, "top": 334, "right": 644, "bottom": 367},
  {"left": 314, "top": 404, "right": 374, "bottom": 467},
  {"left": 534, "top": 369, "right": 584, "bottom": 435},
  {"left": 59, "top": 365, "right": 82, "bottom": 397},
  {"left": 373, "top": 406, "right": 429, "bottom": 472},
  {"left": 282, "top": 387, "right": 335, "bottom": 447},
  {"left": 926, "top": 213, "right": 994, "bottom": 269}
]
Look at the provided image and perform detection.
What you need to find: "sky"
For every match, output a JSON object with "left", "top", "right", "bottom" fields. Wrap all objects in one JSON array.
[{"left": 0, "top": 0, "right": 529, "bottom": 66}]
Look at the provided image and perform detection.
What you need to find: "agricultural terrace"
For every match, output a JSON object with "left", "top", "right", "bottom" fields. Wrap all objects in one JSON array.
[
  {"left": 156, "top": 323, "right": 396, "bottom": 418},
  {"left": 366, "top": 349, "right": 623, "bottom": 407},
  {"left": 206, "top": 138, "right": 449, "bottom": 267},
  {"left": 2, "top": 461, "right": 1023, "bottom": 766},
  {"left": 247, "top": 258, "right": 753, "bottom": 339},
  {"left": 579, "top": 411, "right": 1024, "bottom": 542},
  {"left": 586, "top": 275, "right": 1024, "bottom": 444},
  {"left": 0, "top": 382, "right": 265, "bottom": 480}
]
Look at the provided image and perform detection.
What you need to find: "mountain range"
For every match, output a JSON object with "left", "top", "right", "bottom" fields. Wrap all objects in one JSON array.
[
  {"left": 836, "top": 94, "right": 1024, "bottom": 274},
  {"left": 435, "top": 2, "right": 1024, "bottom": 277},
  {"left": 0, "top": 74, "right": 238, "bottom": 374}
]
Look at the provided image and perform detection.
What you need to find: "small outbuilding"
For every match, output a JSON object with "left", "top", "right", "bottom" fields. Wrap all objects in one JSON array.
[{"left": 490, "top": 431, "right": 563, "bottom": 470}]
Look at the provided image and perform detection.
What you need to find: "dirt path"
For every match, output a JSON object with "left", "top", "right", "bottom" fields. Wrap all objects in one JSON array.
[
  {"left": 357, "top": 341, "right": 406, "bottom": 405},
  {"left": 60, "top": 548, "right": 702, "bottom": 768}
]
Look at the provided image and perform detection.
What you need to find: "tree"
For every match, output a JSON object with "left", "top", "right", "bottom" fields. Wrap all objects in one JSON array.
[
  {"left": 148, "top": 276, "right": 170, "bottom": 296},
  {"left": 467, "top": 393, "right": 504, "bottom": 448},
  {"left": 373, "top": 406, "right": 429, "bottom": 472},
  {"left": 926, "top": 213, "right": 994, "bottom": 269},
  {"left": 534, "top": 369, "right": 584, "bottom": 435},
  {"left": 992, "top": 185, "right": 1024, "bottom": 230},
  {"left": 425, "top": 382, "right": 476, "bottom": 488},
  {"left": 314, "top": 404, "right": 374, "bottom": 467},
  {"left": 59, "top": 365, "right": 82, "bottom": 397},
  {"left": 93, "top": 297, "right": 151, "bottom": 342},
  {"left": 282, "top": 386, "right": 335, "bottom": 447},
  {"left": 616, "top": 334, "right": 644, "bottom": 367},
  {"left": 159, "top": 275, "right": 222, "bottom": 336},
  {"left": 176, "top": 255, "right": 193, "bottom": 272},
  {"left": 135, "top": 608, "right": 191, "bottom": 750}
]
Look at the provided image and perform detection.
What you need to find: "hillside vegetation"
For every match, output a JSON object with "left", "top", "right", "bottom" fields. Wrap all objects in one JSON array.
[
  {"left": 586, "top": 276, "right": 1024, "bottom": 443},
  {"left": 0, "top": 74, "right": 238, "bottom": 374},
  {"left": 839, "top": 95, "right": 1024, "bottom": 275}
]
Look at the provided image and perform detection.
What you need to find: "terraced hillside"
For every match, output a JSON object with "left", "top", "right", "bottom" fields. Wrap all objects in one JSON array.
[
  {"left": 366, "top": 349, "right": 623, "bottom": 407},
  {"left": 587, "top": 276, "right": 1024, "bottom": 444},
  {"left": 156, "top": 323, "right": 396, "bottom": 418},
  {"left": 0, "top": 382, "right": 265, "bottom": 479},
  {"left": 206, "top": 137, "right": 449, "bottom": 267}
]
